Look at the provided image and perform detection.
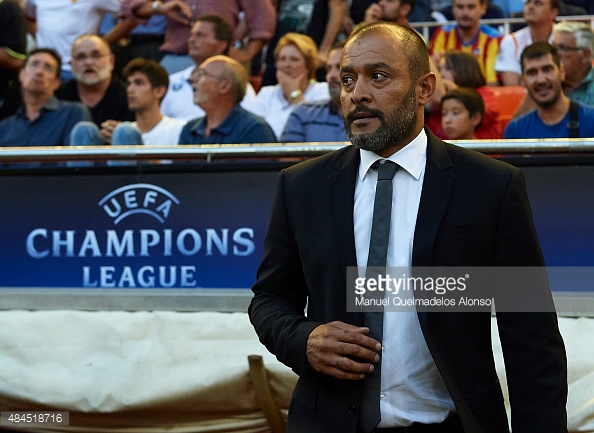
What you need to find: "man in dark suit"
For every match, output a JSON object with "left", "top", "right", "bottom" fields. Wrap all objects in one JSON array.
[{"left": 249, "top": 22, "right": 567, "bottom": 433}]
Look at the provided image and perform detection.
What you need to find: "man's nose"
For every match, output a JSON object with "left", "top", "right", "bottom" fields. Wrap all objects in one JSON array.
[{"left": 350, "top": 79, "right": 372, "bottom": 104}]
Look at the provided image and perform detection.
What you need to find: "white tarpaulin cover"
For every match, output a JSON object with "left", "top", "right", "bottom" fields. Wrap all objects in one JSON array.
[{"left": 0, "top": 311, "right": 593, "bottom": 432}]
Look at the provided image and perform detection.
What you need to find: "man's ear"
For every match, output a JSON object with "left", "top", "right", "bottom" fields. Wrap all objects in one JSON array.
[
  {"left": 154, "top": 85, "right": 167, "bottom": 100},
  {"left": 217, "top": 78, "right": 233, "bottom": 96},
  {"left": 416, "top": 72, "right": 437, "bottom": 107}
]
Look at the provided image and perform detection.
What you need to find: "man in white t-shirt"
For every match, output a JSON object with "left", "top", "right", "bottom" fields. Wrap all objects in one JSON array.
[
  {"left": 24, "top": 0, "right": 135, "bottom": 81},
  {"left": 160, "top": 14, "right": 257, "bottom": 121},
  {"left": 495, "top": 0, "right": 559, "bottom": 85},
  {"left": 71, "top": 58, "right": 186, "bottom": 147}
]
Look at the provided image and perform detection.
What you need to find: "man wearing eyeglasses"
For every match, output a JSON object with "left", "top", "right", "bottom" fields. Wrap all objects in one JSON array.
[
  {"left": 496, "top": 0, "right": 560, "bottom": 86},
  {"left": 0, "top": 48, "right": 91, "bottom": 148},
  {"left": 55, "top": 34, "right": 134, "bottom": 138},
  {"left": 160, "top": 14, "right": 258, "bottom": 122},
  {"left": 552, "top": 21, "right": 594, "bottom": 107},
  {"left": 178, "top": 55, "right": 276, "bottom": 144}
]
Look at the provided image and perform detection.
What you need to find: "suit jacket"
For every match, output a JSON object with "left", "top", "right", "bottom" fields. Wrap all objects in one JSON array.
[{"left": 249, "top": 130, "right": 567, "bottom": 433}]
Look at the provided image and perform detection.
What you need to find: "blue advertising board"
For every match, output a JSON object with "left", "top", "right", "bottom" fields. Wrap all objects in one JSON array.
[
  {"left": 0, "top": 163, "right": 593, "bottom": 291},
  {"left": 0, "top": 170, "right": 278, "bottom": 289}
]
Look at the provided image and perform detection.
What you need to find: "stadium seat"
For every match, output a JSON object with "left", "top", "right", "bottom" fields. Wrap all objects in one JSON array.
[{"left": 490, "top": 85, "right": 526, "bottom": 130}]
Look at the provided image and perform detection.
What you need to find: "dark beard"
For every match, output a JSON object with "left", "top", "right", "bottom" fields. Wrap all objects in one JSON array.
[{"left": 345, "top": 87, "right": 417, "bottom": 153}]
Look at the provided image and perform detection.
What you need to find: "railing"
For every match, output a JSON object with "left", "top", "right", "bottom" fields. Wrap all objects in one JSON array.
[
  {"left": 2, "top": 139, "right": 594, "bottom": 165},
  {"left": 410, "top": 14, "right": 594, "bottom": 41}
]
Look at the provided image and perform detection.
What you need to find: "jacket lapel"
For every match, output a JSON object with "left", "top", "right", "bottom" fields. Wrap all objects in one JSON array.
[
  {"left": 412, "top": 130, "right": 455, "bottom": 267},
  {"left": 329, "top": 146, "right": 359, "bottom": 276},
  {"left": 413, "top": 131, "right": 455, "bottom": 330}
]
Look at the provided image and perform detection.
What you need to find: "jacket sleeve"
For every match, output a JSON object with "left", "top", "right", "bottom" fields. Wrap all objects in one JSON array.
[
  {"left": 494, "top": 168, "right": 568, "bottom": 433},
  {"left": 248, "top": 170, "right": 322, "bottom": 376}
]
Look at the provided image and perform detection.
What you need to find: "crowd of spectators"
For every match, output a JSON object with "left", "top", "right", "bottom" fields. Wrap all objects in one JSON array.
[{"left": 1, "top": 0, "right": 594, "bottom": 150}]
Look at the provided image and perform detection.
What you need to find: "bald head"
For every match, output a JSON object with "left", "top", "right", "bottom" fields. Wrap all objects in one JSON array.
[
  {"left": 345, "top": 22, "right": 430, "bottom": 82},
  {"left": 200, "top": 55, "right": 248, "bottom": 104},
  {"left": 71, "top": 33, "right": 110, "bottom": 55}
]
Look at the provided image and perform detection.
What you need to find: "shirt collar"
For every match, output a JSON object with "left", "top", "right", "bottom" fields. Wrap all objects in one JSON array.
[
  {"left": 16, "top": 96, "right": 60, "bottom": 118},
  {"left": 190, "top": 104, "right": 242, "bottom": 136},
  {"left": 358, "top": 128, "right": 427, "bottom": 182}
]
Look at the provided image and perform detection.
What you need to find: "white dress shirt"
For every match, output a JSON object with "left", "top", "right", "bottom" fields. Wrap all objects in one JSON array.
[{"left": 354, "top": 129, "right": 456, "bottom": 427}]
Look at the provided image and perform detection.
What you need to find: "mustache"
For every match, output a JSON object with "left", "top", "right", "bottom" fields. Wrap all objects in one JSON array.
[{"left": 346, "top": 106, "right": 384, "bottom": 124}]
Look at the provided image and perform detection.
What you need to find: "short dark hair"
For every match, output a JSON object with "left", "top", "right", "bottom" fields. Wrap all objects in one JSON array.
[
  {"left": 520, "top": 42, "right": 561, "bottom": 73},
  {"left": 195, "top": 14, "right": 233, "bottom": 55},
  {"left": 549, "top": 0, "right": 561, "bottom": 10},
  {"left": 441, "top": 87, "right": 485, "bottom": 129},
  {"left": 25, "top": 47, "right": 62, "bottom": 79},
  {"left": 347, "top": 22, "right": 430, "bottom": 82},
  {"left": 122, "top": 58, "right": 169, "bottom": 102}
]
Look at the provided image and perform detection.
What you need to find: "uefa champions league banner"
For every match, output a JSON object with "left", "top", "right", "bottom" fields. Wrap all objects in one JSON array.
[
  {"left": 0, "top": 171, "right": 279, "bottom": 289},
  {"left": 0, "top": 164, "right": 594, "bottom": 291}
]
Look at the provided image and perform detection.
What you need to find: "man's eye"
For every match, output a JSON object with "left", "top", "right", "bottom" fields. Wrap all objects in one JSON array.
[
  {"left": 371, "top": 72, "right": 385, "bottom": 80},
  {"left": 342, "top": 76, "right": 353, "bottom": 85}
]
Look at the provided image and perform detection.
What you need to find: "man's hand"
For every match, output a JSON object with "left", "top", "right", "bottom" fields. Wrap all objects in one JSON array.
[
  {"left": 306, "top": 321, "right": 381, "bottom": 380},
  {"left": 99, "top": 120, "right": 121, "bottom": 144},
  {"left": 363, "top": 3, "right": 382, "bottom": 25},
  {"left": 154, "top": 1, "right": 192, "bottom": 25}
]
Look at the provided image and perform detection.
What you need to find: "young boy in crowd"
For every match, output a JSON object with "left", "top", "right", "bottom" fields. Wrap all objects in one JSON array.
[{"left": 441, "top": 87, "right": 485, "bottom": 140}]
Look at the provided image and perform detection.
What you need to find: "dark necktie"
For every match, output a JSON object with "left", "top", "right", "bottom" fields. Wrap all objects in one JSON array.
[{"left": 359, "top": 159, "right": 398, "bottom": 433}]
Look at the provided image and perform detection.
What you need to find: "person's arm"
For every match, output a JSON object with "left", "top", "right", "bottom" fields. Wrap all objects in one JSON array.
[
  {"left": 492, "top": 168, "right": 567, "bottom": 432},
  {"left": 227, "top": 39, "right": 267, "bottom": 65},
  {"left": 249, "top": 168, "right": 381, "bottom": 379},
  {"left": 495, "top": 34, "right": 522, "bottom": 86},
  {"left": 317, "top": 0, "right": 346, "bottom": 68},
  {"left": 103, "top": 17, "right": 138, "bottom": 45},
  {"left": 232, "top": 0, "right": 276, "bottom": 64},
  {"left": 0, "top": 0, "right": 27, "bottom": 71},
  {"left": 123, "top": 0, "right": 191, "bottom": 25},
  {"left": 0, "top": 48, "right": 25, "bottom": 71},
  {"left": 500, "top": 71, "right": 521, "bottom": 86}
]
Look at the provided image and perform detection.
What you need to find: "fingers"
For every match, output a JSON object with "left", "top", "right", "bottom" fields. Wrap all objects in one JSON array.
[
  {"left": 364, "top": 4, "right": 382, "bottom": 24},
  {"left": 306, "top": 321, "right": 382, "bottom": 381},
  {"left": 162, "top": 1, "right": 191, "bottom": 25},
  {"left": 99, "top": 120, "right": 120, "bottom": 144}
]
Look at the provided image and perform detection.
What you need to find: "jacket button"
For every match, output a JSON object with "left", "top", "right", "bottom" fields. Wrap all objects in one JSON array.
[{"left": 348, "top": 405, "right": 357, "bottom": 415}]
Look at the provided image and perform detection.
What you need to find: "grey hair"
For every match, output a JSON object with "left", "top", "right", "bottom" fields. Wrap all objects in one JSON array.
[{"left": 554, "top": 21, "right": 594, "bottom": 59}]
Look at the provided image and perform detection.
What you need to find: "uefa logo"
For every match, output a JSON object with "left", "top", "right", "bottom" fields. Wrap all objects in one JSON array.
[{"left": 99, "top": 183, "right": 180, "bottom": 224}]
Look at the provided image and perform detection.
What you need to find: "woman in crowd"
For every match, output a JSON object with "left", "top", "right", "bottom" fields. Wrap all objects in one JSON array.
[
  {"left": 427, "top": 50, "right": 503, "bottom": 139},
  {"left": 247, "top": 33, "right": 329, "bottom": 140}
]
